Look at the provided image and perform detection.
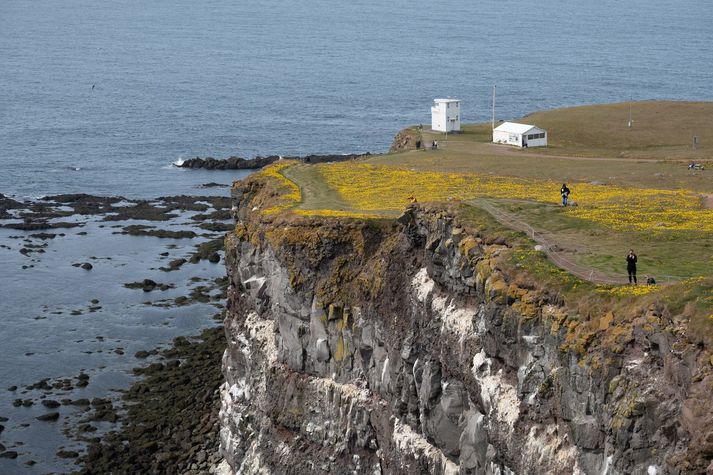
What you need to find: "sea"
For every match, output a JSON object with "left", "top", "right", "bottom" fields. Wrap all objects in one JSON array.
[
  {"left": 2, "top": 0, "right": 713, "bottom": 199},
  {"left": 1, "top": 0, "right": 712, "bottom": 472}
]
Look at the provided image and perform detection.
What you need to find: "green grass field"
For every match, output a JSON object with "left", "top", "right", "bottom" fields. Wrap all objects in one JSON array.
[
  {"left": 475, "top": 198, "right": 713, "bottom": 282},
  {"left": 433, "top": 101, "right": 713, "bottom": 160}
]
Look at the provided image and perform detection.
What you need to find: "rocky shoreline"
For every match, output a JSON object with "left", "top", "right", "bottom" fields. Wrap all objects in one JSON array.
[
  {"left": 176, "top": 152, "right": 370, "bottom": 170},
  {"left": 0, "top": 190, "right": 234, "bottom": 472},
  {"left": 73, "top": 324, "right": 226, "bottom": 475}
]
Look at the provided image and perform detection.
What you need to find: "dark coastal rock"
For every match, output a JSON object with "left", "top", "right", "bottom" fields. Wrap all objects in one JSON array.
[
  {"left": 190, "top": 237, "right": 224, "bottom": 264},
  {"left": 199, "top": 182, "right": 229, "bottom": 188},
  {"left": 0, "top": 451, "right": 18, "bottom": 459},
  {"left": 0, "top": 193, "right": 25, "bottom": 210},
  {"left": 42, "top": 194, "right": 123, "bottom": 217},
  {"left": 29, "top": 232, "right": 57, "bottom": 240},
  {"left": 177, "top": 155, "right": 277, "bottom": 170},
  {"left": 177, "top": 153, "right": 370, "bottom": 170},
  {"left": 198, "top": 221, "right": 233, "bottom": 232},
  {"left": 42, "top": 193, "right": 121, "bottom": 205},
  {"left": 77, "top": 372, "right": 90, "bottom": 385},
  {"left": 117, "top": 225, "right": 197, "bottom": 239},
  {"left": 2, "top": 220, "right": 80, "bottom": 231},
  {"left": 124, "top": 279, "right": 173, "bottom": 292},
  {"left": 42, "top": 400, "right": 61, "bottom": 409},
  {"left": 160, "top": 258, "right": 187, "bottom": 272},
  {"left": 78, "top": 423, "right": 97, "bottom": 433},
  {"left": 36, "top": 412, "right": 60, "bottom": 422},
  {"left": 57, "top": 449, "right": 79, "bottom": 459},
  {"left": 192, "top": 209, "right": 231, "bottom": 221},
  {"left": 76, "top": 327, "right": 224, "bottom": 475},
  {"left": 141, "top": 279, "right": 157, "bottom": 291}
]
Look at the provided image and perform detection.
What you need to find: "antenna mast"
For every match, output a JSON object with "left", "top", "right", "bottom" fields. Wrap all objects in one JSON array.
[
  {"left": 492, "top": 85, "right": 496, "bottom": 130},
  {"left": 628, "top": 99, "right": 633, "bottom": 128}
]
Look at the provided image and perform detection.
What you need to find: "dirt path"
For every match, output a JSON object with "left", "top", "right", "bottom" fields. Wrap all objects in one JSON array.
[{"left": 471, "top": 199, "right": 627, "bottom": 285}]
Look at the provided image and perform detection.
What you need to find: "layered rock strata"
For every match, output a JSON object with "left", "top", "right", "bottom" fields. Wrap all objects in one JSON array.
[{"left": 220, "top": 180, "right": 713, "bottom": 474}]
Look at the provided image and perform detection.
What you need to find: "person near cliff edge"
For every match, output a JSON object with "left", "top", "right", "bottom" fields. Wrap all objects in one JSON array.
[
  {"left": 626, "top": 249, "right": 638, "bottom": 284},
  {"left": 560, "top": 183, "right": 570, "bottom": 207}
]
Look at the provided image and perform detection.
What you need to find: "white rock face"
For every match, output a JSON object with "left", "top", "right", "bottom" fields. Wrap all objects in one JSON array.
[{"left": 471, "top": 350, "right": 520, "bottom": 429}]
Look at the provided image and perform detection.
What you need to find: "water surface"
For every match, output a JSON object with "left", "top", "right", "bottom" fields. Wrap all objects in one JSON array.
[{"left": 1, "top": 0, "right": 712, "bottom": 198}]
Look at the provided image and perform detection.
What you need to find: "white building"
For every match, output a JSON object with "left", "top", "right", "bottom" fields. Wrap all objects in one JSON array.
[
  {"left": 493, "top": 122, "right": 547, "bottom": 148},
  {"left": 431, "top": 99, "right": 461, "bottom": 133}
]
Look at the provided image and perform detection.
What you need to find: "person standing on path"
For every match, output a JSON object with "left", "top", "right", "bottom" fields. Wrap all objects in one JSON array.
[
  {"left": 560, "top": 183, "right": 570, "bottom": 207},
  {"left": 626, "top": 249, "right": 638, "bottom": 284}
]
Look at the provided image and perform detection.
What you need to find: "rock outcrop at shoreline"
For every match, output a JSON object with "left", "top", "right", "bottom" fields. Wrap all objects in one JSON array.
[
  {"left": 219, "top": 176, "right": 713, "bottom": 474},
  {"left": 176, "top": 153, "right": 370, "bottom": 170}
]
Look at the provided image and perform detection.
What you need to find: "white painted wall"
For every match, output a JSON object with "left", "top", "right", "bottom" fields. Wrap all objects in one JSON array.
[
  {"left": 431, "top": 100, "right": 461, "bottom": 132},
  {"left": 523, "top": 127, "right": 547, "bottom": 148},
  {"left": 493, "top": 130, "right": 522, "bottom": 146},
  {"left": 493, "top": 126, "right": 547, "bottom": 148}
]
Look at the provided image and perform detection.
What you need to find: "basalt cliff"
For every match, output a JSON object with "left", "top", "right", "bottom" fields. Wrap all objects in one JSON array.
[{"left": 219, "top": 176, "right": 713, "bottom": 474}]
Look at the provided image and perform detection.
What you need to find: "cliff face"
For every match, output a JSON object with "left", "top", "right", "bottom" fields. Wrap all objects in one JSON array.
[
  {"left": 220, "top": 179, "right": 713, "bottom": 475},
  {"left": 389, "top": 128, "right": 421, "bottom": 153}
]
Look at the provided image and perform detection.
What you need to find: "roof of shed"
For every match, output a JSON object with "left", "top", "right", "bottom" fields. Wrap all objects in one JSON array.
[{"left": 493, "top": 122, "right": 542, "bottom": 134}]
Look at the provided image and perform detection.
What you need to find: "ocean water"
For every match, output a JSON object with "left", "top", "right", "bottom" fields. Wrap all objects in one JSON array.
[{"left": 2, "top": 0, "right": 712, "bottom": 199}]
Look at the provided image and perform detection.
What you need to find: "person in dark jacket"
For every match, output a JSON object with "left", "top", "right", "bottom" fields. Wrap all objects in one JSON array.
[
  {"left": 560, "top": 184, "right": 570, "bottom": 207},
  {"left": 626, "top": 249, "right": 638, "bottom": 284}
]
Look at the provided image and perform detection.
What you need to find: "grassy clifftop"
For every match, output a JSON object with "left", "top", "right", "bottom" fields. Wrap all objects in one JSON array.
[
  {"left": 232, "top": 100, "right": 713, "bottom": 341},
  {"left": 458, "top": 100, "right": 713, "bottom": 160}
]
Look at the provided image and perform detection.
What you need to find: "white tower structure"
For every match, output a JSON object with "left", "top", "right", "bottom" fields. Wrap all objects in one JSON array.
[{"left": 431, "top": 99, "right": 461, "bottom": 133}]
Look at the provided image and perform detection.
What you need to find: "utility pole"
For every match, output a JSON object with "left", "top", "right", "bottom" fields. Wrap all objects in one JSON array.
[
  {"left": 628, "top": 100, "right": 633, "bottom": 128},
  {"left": 492, "top": 85, "right": 496, "bottom": 130}
]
